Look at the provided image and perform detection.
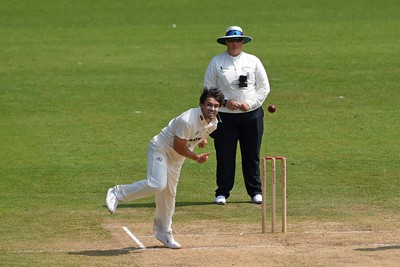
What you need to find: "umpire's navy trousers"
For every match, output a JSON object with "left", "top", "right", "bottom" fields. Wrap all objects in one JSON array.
[{"left": 211, "top": 107, "right": 264, "bottom": 199}]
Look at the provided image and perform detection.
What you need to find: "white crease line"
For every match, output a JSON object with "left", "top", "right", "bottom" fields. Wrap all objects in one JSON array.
[
  {"left": 122, "top": 226, "right": 146, "bottom": 249},
  {"left": 305, "top": 231, "right": 373, "bottom": 234},
  {"left": 124, "top": 244, "right": 285, "bottom": 251},
  {"left": 11, "top": 248, "right": 131, "bottom": 254},
  {"left": 12, "top": 250, "right": 74, "bottom": 253},
  {"left": 11, "top": 243, "right": 400, "bottom": 254},
  {"left": 188, "top": 244, "right": 284, "bottom": 250}
]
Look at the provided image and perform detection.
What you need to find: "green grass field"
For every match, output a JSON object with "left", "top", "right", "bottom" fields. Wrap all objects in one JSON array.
[{"left": 1, "top": 0, "right": 399, "bottom": 266}]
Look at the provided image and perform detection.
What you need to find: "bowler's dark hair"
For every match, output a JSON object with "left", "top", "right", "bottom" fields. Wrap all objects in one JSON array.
[{"left": 199, "top": 88, "right": 225, "bottom": 106}]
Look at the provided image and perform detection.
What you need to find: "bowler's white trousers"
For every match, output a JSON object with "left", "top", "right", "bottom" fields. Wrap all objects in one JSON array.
[{"left": 113, "top": 136, "right": 185, "bottom": 233}]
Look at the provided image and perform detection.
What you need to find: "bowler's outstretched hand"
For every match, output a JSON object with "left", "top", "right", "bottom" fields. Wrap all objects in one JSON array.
[{"left": 196, "top": 153, "right": 211, "bottom": 164}]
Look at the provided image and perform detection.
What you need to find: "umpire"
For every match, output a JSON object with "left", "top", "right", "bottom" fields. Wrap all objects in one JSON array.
[{"left": 203, "top": 26, "right": 271, "bottom": 205}]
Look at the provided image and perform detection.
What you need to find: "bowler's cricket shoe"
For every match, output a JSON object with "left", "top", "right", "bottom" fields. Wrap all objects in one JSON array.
[
  {"left": 156, "top": 231, "right": 181, "bottom": 249},
  {"left": 252, "top": 194, "right": 262, "bottom": 204},
  {"left": 106, "top": 188, "right": 119, "bottom": 214}
]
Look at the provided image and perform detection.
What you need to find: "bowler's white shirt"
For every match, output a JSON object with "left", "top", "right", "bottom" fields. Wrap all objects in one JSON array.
[
  {"left": 157, "top": 107, "right": 218, "bottom": 156},
  {"left": 204, "top": 51, "right": 270, "bottom": 113}
]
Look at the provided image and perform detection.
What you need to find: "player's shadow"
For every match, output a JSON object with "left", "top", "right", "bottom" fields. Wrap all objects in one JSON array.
[
  {"left": 113, "top": 200, "right": 252, "bottom": 209},
  {"left": 68, "top": 247, "right": 135, "bottom": 256},
  {"left": 68, "top": 246, "right": 162, "bottom": 256},
  {"left": 354, "top": 245, "right": 400, "bottom": 251},
  {"left": 177, "top": 201, "right": 252, "bottom": 206}
]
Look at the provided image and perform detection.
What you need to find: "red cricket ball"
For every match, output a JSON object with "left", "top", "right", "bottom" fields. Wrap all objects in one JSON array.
[{"left": 268, "top": 104, "right": 276, "bottom": 113}]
